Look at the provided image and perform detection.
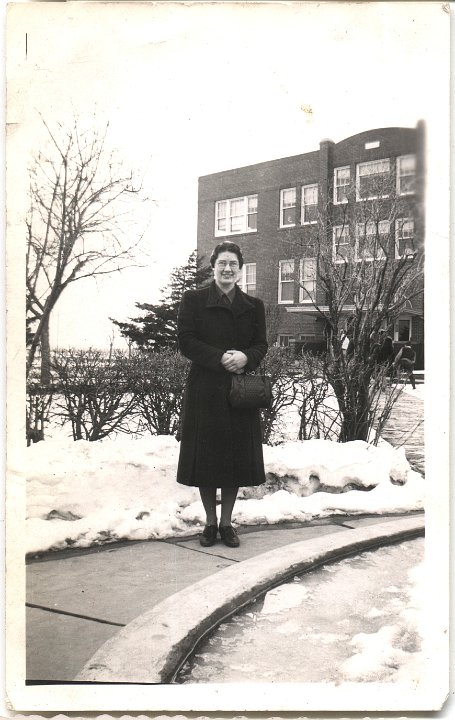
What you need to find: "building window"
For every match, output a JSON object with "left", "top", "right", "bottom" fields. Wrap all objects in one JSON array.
[
  {"left": 333, "top": 167, "right": 350, "bottom": 204},
  {"left": 395, "top": 218, "right": 415, "bottom": 259},
  {"left": 396, "top": 154, "right": 416, "bottom": 195},
  {"left": 299, "top": 257, "right": 316, "bottom": 303},
  {"left": 215, "top": 195, "right": 258, "bottom": 236},
  {"left": 301, "top": 184, "right": 318, "bottom": 224},
  {"left": 365, "top": 140, "right": 380, "bottom": 150},
  {"left": 332, "top": 225, "right": 351, "bottom": 263},
  {"left": 356, "top": 158, "right": 390, "bottom": 200},
  {"left": 394, "top": 317, "right": 412, "bottom": 342},
  {"left": 280, "top": 188, "right": 297, "bottom": 227},
  {"left": 278, "top": 259, "right": 295, "bottom": 303},
  {"left": 239, "top": 262, "right": 257, "bottom": 295},
  {"left": 278, "top": 334, "right": 293, "bottom": 347},
  {"left": 356, "top": 220, "right": 389, "bottom": 261}
]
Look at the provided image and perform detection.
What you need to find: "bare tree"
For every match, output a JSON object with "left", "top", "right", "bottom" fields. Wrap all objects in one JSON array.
[
  {"left": 293, "top": 173, "right": 424, "bottom": 441},
  {"left": 26, "top": 118, "right": 146, "bottom": 382}
]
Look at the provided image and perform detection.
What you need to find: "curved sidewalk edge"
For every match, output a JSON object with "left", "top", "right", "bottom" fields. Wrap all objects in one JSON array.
[{"left": 76, "top": 514, "right": 424, "bottom": 684}]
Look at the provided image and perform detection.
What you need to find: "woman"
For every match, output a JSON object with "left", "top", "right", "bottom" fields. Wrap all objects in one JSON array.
[{"left": 176, "top": 241, "right": 268, "bottom": 548}]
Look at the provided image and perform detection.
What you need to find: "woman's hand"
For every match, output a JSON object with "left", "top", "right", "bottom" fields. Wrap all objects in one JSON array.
[{"left": 221, "top": 350, "right": 248, "bottom": 373}]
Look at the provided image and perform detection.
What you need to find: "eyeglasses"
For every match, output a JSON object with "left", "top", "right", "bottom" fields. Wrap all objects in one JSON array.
[{"left": 216, "top": 261, "right": 239, "bottom": 269}]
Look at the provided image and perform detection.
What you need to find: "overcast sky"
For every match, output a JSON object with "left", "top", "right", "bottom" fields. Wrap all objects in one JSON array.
[{"left": 7, "top": 1, "right": 449, "bottom": 350}]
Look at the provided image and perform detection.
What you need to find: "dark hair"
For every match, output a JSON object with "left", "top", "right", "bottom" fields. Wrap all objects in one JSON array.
[{"left": 210, "top": 241, "right": 244, "bottom": 269}]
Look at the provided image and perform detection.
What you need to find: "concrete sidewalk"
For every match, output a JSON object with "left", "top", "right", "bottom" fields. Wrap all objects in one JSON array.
[{"left": 26, "top": 512, "right": 423, "bottom": 683}]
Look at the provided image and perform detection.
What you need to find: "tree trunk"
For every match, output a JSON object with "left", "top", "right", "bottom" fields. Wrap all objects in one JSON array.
[{"left": 40, "top": 317, "right": 52, "bottom": 386}]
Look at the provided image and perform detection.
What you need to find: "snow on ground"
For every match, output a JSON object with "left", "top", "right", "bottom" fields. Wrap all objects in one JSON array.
[{"left": 26, "top": 433, "right": 424, "bottom": 555}]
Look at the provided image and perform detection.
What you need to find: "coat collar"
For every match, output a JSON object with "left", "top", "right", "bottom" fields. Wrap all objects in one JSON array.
[{"left": 206, "top": 281, "right": 255, "bottom": 316}]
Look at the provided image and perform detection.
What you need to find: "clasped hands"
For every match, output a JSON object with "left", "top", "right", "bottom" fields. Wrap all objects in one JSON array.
[{"left": 221, "top": 349, "right": 248, "bottom": 374}]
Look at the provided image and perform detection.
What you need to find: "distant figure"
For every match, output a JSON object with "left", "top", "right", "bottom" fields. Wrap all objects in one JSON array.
[
  {"left": 368, "top": 329, "right": 386, "bottom": 367},
  {"left": 393, "top": 343, "right": 416, "bottom": 390},
  {"left": 370, "top": 335, "right": 395, "bottom": 387},
  {"left": 377, "top": 335, "right": 395, "bottom": 370},
  {"left": 341, "top": 330, "right": 350, "bottom": 357},
  {"left": 340, "top": 324, "right": 355, "bottom": 359}
]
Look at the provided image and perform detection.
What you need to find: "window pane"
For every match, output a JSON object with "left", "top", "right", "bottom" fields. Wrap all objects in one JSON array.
[
  {"left": 230, "top": 215, "right": 243, "bottom": 232},
  {"left": 247, "top": 213, "right": 257, "bottom": 230},
  {"left": 337, "top": 186, "right": 349, "bottom": 203},
  {"left": 399, "top": 155, "right": 415, "bottom": 174},
  {"left": 396, "top": 219, "right": 415, "bottom": 256},
  {"left": 359, "top": 159, "right": 390, "bottom": 176},
  {"left": 216, "top": 201, "right": 227, "bottom": 218},
  {"left": 358, "top": 159, "right": 390, "bottom": 199},
  {"left": 333, "top": 226, "right": 351, "bottom": 261},
  {"left": 281, "top": 188, "right": 296, "bottom": 226},
  {"left": 245, "top": 264, "right": 256, "bottom": 284},
  {"left": 282, "top": 188, "right": 296, "bottom": 207},
  {"left": 335, "top": 167, "right": 350, "bottom": 203},
  {"left": 301, "top": 258, "right": 316, "bottom": 302},
  {"left": 281, "top": 282, "right": 294, "bottom": 302},
  {"left": 336, "top": 167, "right": 350, "bottom": 181},
  {"left": 282, "top": 207, "right": 296, "bottom": 225},
  {"left": 279, "top": 335, "right": 291, "bottom": 347},
  {"left": 302, "top": 185, "right": 318, "bottom": 223},
  {"left": 248, "top": 195, "right": 258, "bottom": 213},
  {"left": 280, "top": 261, "right": 294, "bottom": 281},
  {"left": 303, "top": 185, "right": 318, "bottom": 204},
  {"left": 398, "top": 319, "right": 410, "bottom": 341},
  {"left": 303, "top": 204, "right": 318, "bottom": 223}
]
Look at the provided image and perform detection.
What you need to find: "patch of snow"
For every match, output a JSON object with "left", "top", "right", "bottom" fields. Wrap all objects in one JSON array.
[{"left": 26, "top": 434, "right": 424, "bottom": 555}]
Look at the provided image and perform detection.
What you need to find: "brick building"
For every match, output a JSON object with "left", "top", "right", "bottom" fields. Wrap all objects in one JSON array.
[{"left": 197, "top": 123, "right": 425, "bottom": 368}]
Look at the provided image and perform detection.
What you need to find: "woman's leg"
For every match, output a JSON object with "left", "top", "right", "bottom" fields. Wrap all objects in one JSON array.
[
  {"left": 219, "top": 486, "right": 240, "bottom": 547},
  {"left": 220, "top": 486, "right": 239, "bottom": 527},
  {"left": 199, "top": 486, "right": 217, "bottom": 526}
]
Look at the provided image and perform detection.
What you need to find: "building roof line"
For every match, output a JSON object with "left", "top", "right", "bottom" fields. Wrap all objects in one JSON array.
[{"left": 199, "top": 124, "right": 419, "bottom": 181}]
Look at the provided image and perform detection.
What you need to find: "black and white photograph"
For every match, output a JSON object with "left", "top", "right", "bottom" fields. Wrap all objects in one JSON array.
[{"left": 5, "top": 0, "right": 450, "bottom": 713}]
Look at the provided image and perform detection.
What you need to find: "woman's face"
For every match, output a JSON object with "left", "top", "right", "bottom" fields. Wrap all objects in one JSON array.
[{"left": 213, "top": 250, "right": 241, "bottom": 290}]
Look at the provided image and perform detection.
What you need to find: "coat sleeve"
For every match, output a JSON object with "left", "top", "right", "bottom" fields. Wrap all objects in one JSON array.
[
  {"left": 177, "top": 291, "right": 225, "bottom": 371},
  {"left": 244, "top": 298, "right": 268, "bottom": 372}
]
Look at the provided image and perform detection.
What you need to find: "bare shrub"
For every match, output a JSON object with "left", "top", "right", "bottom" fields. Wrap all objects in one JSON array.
[
  {"left": 51, "top": 348, "right": 137, "bottom": 441},
  {"left": 129, "top": 349, "right": 190, "bottom": 436},
  {"left": 260, "top": 346, "right": 301, "bottom": 444}
]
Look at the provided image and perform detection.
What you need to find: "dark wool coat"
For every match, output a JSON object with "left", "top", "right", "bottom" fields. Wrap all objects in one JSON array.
[{"left": 176, "top": 281, "right": 268, "bottom": 488}]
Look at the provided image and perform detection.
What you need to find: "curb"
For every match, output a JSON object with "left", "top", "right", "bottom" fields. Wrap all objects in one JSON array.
[{"left": 76, "top": 515, "right": 424, "bottom": 683}]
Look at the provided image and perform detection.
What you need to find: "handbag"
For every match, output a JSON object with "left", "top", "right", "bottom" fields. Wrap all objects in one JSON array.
[{"left": 229, "top": 366, "right": 272, "bottom": 410}]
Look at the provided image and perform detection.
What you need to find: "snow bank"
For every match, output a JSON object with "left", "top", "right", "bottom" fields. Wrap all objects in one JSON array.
[{"left": 26, "top": 435, "right": 424, "bottom": 555}]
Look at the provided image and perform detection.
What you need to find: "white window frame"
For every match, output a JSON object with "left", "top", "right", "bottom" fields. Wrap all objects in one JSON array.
[
  {"left": 355, "top": 220, "right": 389, "bottom": 261},
  {"left": 278, "top": 334, "right": 293, "bottom": 347},
  {"left": 299, "top": 257, "right": 316, "bottom": 304},
  {"left": 356, "top": 158, "right": 391, "bottom": 201},
  {"left": 333, "top": 166, "right": 350, "bottom": 205},
  {"left": 280, "top": 188, "right": 297, "bottom": 228},
  {"left": 239, "top": 262, "right": 257, "bottom": 295},
  {"left": 301, "top": 184, "right": 318, "bottom": 224},
  {"left": 396, "top": 154, "right": 416, "bottom": 196},
  {"left": 215, "top": 194, "right": 258, "bottom": 237},
  {"left": 278, "top": 259, "right": 295, "bottom": 304},
  {"left": 394, "top": 317, "right": 412, "bottom": 343},
  {"left": 332, "top": 225, "right": 351, "bottom": 264},
  {"left": 395, "top": 218, "right": 415, "bottom": 259}
]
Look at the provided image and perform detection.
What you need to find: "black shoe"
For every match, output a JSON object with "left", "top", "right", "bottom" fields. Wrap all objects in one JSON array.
[
  {"left": 200, "top": 524, "right": 218, "bottom": 547},
  {"left": 219, "top": 525, "right": 240, "bottom": 548}
]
